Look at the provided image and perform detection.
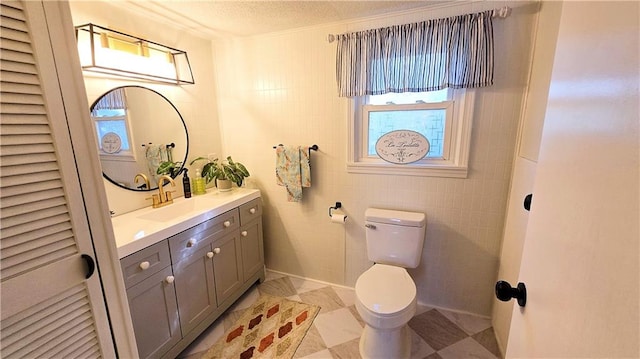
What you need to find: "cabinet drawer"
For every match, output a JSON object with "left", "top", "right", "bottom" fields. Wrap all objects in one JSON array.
[
  {"left": 239, "top": 198, "right": 262, "bottom": 225},
  {"left": 169, "top": 209, "right": 239, "bottom": 263},
  {"left": 121, "top": 240, "right": 171, "bottom": 289}
]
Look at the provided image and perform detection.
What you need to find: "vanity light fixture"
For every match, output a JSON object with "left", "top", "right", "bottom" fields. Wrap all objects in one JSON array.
[{"left": 74, "top": 23, "right": 194, "bottom": 85}]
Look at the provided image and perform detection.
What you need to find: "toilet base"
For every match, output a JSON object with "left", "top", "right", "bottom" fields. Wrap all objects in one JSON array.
[{"left": 359, "top": 323, "right": 411, "bottom": 359}]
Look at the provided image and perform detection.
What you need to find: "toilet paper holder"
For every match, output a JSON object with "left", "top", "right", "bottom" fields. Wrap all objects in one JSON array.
[{"left": 328, "top": 202, "right": 342, "bottom": 217}]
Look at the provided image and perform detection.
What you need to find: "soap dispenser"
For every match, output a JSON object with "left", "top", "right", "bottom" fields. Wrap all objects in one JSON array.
[
  {"left": 182, "top": 169, "right": 191, "bottom": 198},
  {"left": 193, "top": 169, "right": 207, "bottom": 195}
]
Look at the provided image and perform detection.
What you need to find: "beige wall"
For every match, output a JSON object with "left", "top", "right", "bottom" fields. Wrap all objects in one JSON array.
[
  {"left": 214, "top": 1, "right": 539, "bottom": 316},
  {"left": 69, "top": 1, "right": 223, "bottom": 215}
]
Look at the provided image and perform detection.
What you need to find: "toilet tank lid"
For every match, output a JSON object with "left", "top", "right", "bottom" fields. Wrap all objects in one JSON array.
[{"left": 365, "top": 208, "right": 426, "bottom": 227}]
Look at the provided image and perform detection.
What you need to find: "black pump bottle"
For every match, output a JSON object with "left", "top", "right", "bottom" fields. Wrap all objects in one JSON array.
[{"left": 182, "top": 168, "right": 192, "bottom": 198}]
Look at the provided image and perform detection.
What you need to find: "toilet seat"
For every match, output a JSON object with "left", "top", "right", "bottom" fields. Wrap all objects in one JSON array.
[
  {"left": 355, "top": 264, "right": 417, "bottom": 330},
  {"left": 356, "top": 264, "right": 416, "bottom": 314}
]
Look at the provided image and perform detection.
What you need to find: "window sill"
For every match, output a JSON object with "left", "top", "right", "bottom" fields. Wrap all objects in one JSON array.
[
  {"left": 346, "top": 161, "right": 468, "bottom": 178},
  {"left": 99, "top": 153, "right": 136, "bottom": 162}
]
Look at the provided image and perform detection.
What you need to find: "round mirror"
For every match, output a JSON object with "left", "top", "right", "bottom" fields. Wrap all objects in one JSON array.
[{"left": 90, "top": 86, "right": 189, "bottom": 191}]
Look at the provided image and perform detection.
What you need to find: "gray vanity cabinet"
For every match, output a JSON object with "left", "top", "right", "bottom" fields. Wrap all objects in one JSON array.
[
  {"left": 120, "top": 242, "right": 180, "bottom": 359},
  {"left": 120, "top": 196, "right": 265, "bottom": 359}
]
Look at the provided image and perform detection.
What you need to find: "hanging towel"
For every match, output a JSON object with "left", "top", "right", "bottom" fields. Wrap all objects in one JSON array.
[
  {"left": 300, "top": 146, "right": 311, "bottom": 188},
  {"left": 145, "top": 144, "right": 167, "bottom": 183},
  {"left": 276, "top": 146, "right": 311, "bottom": 202}
]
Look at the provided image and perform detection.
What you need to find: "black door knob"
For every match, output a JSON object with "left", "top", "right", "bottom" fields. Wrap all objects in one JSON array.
[
  {"left": 524, "top": 193, "right": 533, "bottom": 211},
  {"left": 495, "top": 280, "right": 527, "bottom": 307},
  {"left": 81, "top": 254, "right": 96, "bottom": 279}
]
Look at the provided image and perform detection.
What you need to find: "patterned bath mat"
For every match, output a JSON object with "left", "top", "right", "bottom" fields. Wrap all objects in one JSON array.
[{"left": 201, "top": 294, "right": 320, "bottom": 359}]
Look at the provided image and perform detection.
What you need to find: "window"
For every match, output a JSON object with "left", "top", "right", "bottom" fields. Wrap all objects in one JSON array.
[
  {"left": 348, "top": 89, "right": 474, "bottom": 178},
  {"left": 92, "top": 108, "right": 136, "bottom": 162}
]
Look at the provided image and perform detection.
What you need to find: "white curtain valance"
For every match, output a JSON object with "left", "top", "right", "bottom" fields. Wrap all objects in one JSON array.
[{"left": 336, "top": 10, "right": 494, "bottom": 97}]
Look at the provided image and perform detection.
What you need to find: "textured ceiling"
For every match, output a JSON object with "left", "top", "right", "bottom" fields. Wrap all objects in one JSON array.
[{"left": 111, "top": 1, "right": 444, "bottom": 38}]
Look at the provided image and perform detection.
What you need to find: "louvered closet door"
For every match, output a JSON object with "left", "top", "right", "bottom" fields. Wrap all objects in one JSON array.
[{"left": 0, "top": 1, "right": 115, "bottom": 358}]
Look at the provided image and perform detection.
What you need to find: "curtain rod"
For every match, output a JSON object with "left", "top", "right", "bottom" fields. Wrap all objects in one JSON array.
[{"left": 326, "top": 6, "right": 511, "bottom": 43}]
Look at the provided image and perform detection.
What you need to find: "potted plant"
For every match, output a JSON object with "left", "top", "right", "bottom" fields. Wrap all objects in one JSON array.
[{"left": 190, "top": 156, "right": 250, "bottom": 191}]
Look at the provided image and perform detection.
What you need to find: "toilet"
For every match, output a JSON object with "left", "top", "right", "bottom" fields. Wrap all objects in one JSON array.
[{"left": 355, "top": 208, "right": 426, "bottom": 359}]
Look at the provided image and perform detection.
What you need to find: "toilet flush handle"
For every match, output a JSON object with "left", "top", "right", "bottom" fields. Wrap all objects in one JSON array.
[{"left": 365, "top": 224, "right": 376, "bottom": 229}]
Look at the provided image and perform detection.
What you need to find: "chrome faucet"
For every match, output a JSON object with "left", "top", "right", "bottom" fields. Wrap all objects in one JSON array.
[
  {"left": 147, "top": 175, "right": 176, "bottom": 208},
  {"left": 134, "top": 173, "right": 150, "bottom": 190}
]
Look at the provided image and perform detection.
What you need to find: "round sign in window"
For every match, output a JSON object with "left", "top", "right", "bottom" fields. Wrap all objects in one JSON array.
[
  {"left": 101, "top": 132, "right": 122, "bottom": 154},
  {"left": 375, "top": 130, "right": 430, "bottom": 164}
]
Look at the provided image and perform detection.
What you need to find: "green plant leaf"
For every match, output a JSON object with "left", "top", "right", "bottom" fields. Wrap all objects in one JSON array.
[
  {"left": 202, "top": 163, "right": 215, "bottom": 183},
  {"left": 223, "top": 166, "right": 238, "bottom": 183},
  {"left": 156, "top": 161, "right": 181, "bottom": 175},
  {"left": 235, "top": 162, "right": 250, "bottom": 177}
]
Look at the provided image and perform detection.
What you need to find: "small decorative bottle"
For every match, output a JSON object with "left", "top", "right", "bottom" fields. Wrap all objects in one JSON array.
[{"left": 193, "top": 169, "right": 207, "bottom": 195}]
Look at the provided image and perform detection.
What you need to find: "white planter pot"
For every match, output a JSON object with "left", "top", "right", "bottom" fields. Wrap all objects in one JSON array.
[{"left": 216, "top": 179, "right": 232, "bottom": 192}]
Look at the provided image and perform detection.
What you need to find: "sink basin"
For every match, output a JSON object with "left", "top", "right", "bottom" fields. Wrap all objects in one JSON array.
[{"left": 137, "top": 200, "right": 196, "bottom": 222}]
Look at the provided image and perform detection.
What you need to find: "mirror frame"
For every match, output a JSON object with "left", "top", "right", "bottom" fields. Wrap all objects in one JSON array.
[{"left": 90, "top": 86, "right": 189, "bottom": 192}]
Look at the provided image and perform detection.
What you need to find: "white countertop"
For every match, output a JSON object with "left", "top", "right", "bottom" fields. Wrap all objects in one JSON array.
[{"left": 112, "top": 188, "right": 261, "bottom": 258}]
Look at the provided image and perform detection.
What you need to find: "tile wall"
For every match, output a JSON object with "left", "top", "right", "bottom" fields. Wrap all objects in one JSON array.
[{"left": 214, "top": 2, "right": 539, "bottom": 316}]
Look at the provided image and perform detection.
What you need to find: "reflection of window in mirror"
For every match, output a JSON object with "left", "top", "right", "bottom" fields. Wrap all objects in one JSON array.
[{"left": 91, "top": 90, "right": 136, "bottom": 162}]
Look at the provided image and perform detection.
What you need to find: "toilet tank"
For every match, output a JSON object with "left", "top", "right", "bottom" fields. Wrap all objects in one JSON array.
[{"left": 365, "top": 208, "right": 426, "bottom": 268}]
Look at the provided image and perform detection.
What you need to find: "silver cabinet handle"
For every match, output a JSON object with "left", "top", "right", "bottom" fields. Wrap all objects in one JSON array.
[{"left": 187, "top": 238, "right": 196, "bottom": 247}]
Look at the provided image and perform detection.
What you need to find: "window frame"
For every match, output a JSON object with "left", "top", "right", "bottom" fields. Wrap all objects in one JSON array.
[
  {"left": 92, "top": 113, "right": 137, "bottom": 163},
  {"left": 347, "top": 89, "right": 475, "bottom": 178}
]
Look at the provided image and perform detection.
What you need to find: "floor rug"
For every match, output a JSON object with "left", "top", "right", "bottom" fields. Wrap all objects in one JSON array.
[{"left": 201, "top": 294, "right": 320, "bottom": 359}]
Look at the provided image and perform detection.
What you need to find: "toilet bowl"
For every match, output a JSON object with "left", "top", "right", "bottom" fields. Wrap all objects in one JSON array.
[{"left": 355, "top": 264, "right": 417, "bottom": 359}]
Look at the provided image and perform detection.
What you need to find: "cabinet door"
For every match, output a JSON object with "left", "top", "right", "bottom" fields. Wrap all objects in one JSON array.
[
  {"left": 212, "top": 232, "right": 243, "bottom": 304},
  {"left": 173, "top": 246, "right": 216, "bottom": 335},
  {"left": 240, "top": 219, "right": 264, "bottom": 279},
  {"left": 127, "top": 267, "right": 180, "bottom": 359}
]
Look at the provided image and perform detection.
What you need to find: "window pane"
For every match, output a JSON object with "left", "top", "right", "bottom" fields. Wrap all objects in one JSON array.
[
  {"left": 92, "top": 108, "right": 126, "bottom": 117},
  {"left": 95, "top": 119, "right": 131, "bottom": 151},
  {"left": 368, "top": 108, "right": 445, "bottom": 158}
]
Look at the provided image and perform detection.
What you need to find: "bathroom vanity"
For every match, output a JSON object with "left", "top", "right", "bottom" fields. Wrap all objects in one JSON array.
[{"left": 112, "top": 188, "right": 264, "bottom": 359}]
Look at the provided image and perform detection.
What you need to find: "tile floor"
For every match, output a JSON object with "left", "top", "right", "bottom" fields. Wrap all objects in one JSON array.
[{"left": 178, "top": 271, "right": 502, "bottom": 359}]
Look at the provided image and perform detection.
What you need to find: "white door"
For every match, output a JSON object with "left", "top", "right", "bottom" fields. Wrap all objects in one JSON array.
[
  {"left": 0, "top": 1, "right": 115, "bottom": 357},
  {"left": 505, "top": 2, "right": 639, "bottom": 358}
]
